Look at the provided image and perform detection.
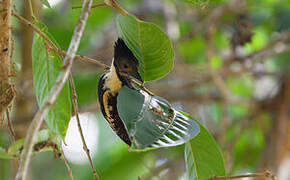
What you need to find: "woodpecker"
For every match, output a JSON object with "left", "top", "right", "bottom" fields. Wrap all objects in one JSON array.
[{"left": 98, "top": 38, "right": 142, "bottom": 146}]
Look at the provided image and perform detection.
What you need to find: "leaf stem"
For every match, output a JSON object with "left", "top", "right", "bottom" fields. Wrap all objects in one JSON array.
[
  {"left": 61, "top": 150, "right": 75, "bottom": 180},
  {"left": 206, "top": 170, "right": 277, "bottom": 180},
  {"left": 72, "top": 3, "right": 106, "bottom": 9},
  {"left": 104, "top": 0, "right": 128, "bottom": 15}
]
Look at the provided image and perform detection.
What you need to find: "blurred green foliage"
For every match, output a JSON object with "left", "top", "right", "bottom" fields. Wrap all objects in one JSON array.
[{"left": 1, "top": 0, "right": 289, "bottom": 179}]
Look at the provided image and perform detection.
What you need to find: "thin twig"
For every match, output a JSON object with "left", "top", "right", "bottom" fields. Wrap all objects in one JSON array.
[
  {"left": 12, "top": 11, "right": 56, "bottom": 50},
  {"left": 206, "top": 170, "right": 277, "bottom": 180},
  {"left": 61, "top": 150, "right": 75, "bottom": 180},
  {"left": 11, "top": 12, "right": 109, "bottom": 70},
  {"left": 58, "top": 47, "right": 99, "bottom": 179},
  {"left": 104, "top": 0, "right": 128, "bottom": 15},
  {"left": 72, "top": 3, "right": 106, "bottom": 9},
  {"left": 15, "top": 0, "right": 93, "bottom": 179},
  {"left": 68, "top": 74, "right": 99, "bottom": 180},
  {"left": 6, "top": 109, "right": 15, "bottom": 143},
  {"left": 61, "top": 50, "right": 109, "bottom": 70}
]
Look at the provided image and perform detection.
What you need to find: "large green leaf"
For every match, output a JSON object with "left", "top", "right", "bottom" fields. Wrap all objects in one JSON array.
[
  {"left": 32, "top": 31, "right": 71, "bottom": 139},
  {"left": 117, "top": 14, "right": 174, "bottom": 82},
  {"left": 117, "top": 86, "right": 200, "bottom": 150},
  {"left": 184, "top": 112, "right": 225, "bottom": 180}
]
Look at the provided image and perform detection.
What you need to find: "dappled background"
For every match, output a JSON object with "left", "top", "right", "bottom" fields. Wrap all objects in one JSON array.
[{"left": 0, "top": 0, "right": 289, "bottom": 179}]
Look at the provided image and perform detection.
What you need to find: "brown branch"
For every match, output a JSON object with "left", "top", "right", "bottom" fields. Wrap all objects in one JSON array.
[
  {"left": 12, "top": 11, "right": 56, "bottom": 50},
  {"left": 104, "top": 0, "right": 128, "bottom": 15},
  {"left": 73, "top": 0, "right": 130, "bottom": 15},
  {"left": 15, "top": 0, "right": 93, "bottom": 179},
  {"left": 206, "top": 170, "right": 276, "bottom": 180},
  {"left": 260, "top": 72, "right": 290, "bottom": 173},
  {"left": 56, "top": 39, "right": 99, "bottom": 179},
  {"left": 11, "top": 12, "right": 109, "bottom": 70},
  {"left": 72, "top": 3, "right": 106, "bottom": 9},
  {"left": 10, "top": 34, "right": 15, "bottom": 59},
  {"left": 61, "top": 50, "right": 109, "bottom": 70},
  {"left": 61, "top": 150, "right": 75, "bottom": 180},
  {"left": 0, "top": 0, "right": 15, "bottom": 126},
  {"left": 6, "top": 109, "right": 15, "bottom": 143},
  {"left": 68, "top": 75, "right": 99, "bottom": 180}
]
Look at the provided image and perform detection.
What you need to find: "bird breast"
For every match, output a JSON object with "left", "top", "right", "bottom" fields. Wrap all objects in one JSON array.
[{"left": 103, "top": 62, "right": 123, "bottom": 94}]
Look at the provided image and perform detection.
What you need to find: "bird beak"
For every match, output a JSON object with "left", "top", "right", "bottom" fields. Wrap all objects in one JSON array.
[{"left": 129, "top": 70, "right": 143, "bottom": 83}]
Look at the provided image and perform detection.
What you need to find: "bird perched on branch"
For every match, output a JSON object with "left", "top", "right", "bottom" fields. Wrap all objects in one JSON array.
[{"left": 98, "top": 38, "right": 142, "bottom": 146}]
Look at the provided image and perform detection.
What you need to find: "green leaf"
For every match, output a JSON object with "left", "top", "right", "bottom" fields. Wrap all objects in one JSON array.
[
  {"left": 184, "top": 112, "right": 225, "bottom": 180},
  {"left": 40, "top": 0, "right": 51, "bottom": 8},
  {"left": 245, "top": 28, "right": 268, "bottom": 53},
  {"left": 117, "top": 86, "right": 200, "bottom": 150},
  {"left": 117, "top": 14, "right": 174, "bottom": 82},
  {"left": 35, "top": 21, "right": 61, "bottom": 49},
  {"left": 32, "top": 32, "right": 71, "bottom": 139},
  {"left": 74, "top": 73, "right": 101, "bottom": 105}
]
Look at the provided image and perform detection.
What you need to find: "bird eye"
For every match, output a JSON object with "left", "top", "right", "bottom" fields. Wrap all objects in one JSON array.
[{"left": 123, "top": 64, "right": 129, "bottom": 69}]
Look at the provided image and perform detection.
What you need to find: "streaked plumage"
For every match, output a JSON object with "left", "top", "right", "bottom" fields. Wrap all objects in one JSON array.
[{"left": 98, "top": 38, "right": 142, "bottom": 145}]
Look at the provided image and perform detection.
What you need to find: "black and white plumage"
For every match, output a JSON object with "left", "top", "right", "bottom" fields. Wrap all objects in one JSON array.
[{"left": 98, "top": 38, "right": 142, "bottom": 145}]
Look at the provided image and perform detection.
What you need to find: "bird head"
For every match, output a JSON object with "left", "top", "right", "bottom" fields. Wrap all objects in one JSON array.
[{"left": 113, "top": 38, "right": 143, "bottom": 84}]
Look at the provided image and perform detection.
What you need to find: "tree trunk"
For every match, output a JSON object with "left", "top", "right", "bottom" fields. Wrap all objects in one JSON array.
[{"left": 0, "top": 0, "right": 14, "bottom": 126}]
